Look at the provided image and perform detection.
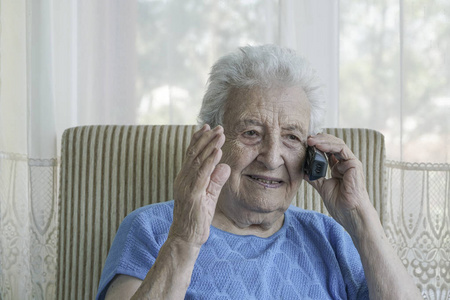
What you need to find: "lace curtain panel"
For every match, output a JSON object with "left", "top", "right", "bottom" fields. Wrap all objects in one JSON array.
[
  {"left": 0, "top": 154, "right": 58, "bottom": 299},
  {"left": 384, "top": 161, "right": 450, "bottom": 299}
]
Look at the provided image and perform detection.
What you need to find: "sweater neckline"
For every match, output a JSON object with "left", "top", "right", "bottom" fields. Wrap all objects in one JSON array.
[{"left": 209, "top": 208, "right": 290, "bottom": 240}]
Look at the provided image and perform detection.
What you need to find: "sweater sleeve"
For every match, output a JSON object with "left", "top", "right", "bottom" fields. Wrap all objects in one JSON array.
[
  {"left": 95, "top": 201, "right": 174, "bottom": 300},
  {"left": 328, "top": 221, "right": 369, "bottom": 299}
]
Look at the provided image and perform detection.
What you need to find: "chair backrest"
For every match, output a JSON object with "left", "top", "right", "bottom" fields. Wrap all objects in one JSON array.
[{"left": 57, "top": 125, "right": 385, "bottom": 299}]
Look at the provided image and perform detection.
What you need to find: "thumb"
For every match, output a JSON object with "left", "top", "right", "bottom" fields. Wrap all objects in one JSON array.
[
  {"left": 303, "top": 173, "right": 325, "bottom": 194},
  {"left": 207, "top": 163, "right": 231, "bottom": 199}
]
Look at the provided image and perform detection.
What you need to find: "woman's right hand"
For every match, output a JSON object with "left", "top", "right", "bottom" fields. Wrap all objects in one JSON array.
[{"left": 169, "top": 124, "right": 231, "bottom": 247}]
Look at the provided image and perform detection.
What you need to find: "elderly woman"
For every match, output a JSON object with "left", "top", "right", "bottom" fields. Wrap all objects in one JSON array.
[{"left": 97, "top": 45, "right": 420, "bottom": 299}]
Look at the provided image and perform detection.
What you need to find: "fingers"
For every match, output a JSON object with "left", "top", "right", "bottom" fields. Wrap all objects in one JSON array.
[
  {"left": 307, "top": 133, "right": 363, "bottom": 176},
  {"left": 327, "top": 153, "right": 339, "bottom": 170},
  {"left": 171, "top": 125, "right": 230, "bottom": 246},
  {"left": 307, "top": 134, "right": 357, "bottom": 162},
  {"left": 305, "top": 133, "right": 365, "bottom": 190},
  {"left": 180, "top": 125, "right": 226, "bottom": 193},
  {"left": 190, "top": 124, "right": 210, "bottom": 144},
  {"left": 185, "top": 125, "right": 225, "bottom": 167},
  {"left": 303, "top": 173, "right": 325, "bottom": 192},
  {"left": 194, "top": 147, "right": 223, "bottom": 192},
  {"left": 206, "top": 163, "right": 231, "bottom": 199}
]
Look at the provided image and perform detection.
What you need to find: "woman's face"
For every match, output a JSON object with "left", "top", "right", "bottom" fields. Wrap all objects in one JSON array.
[{"left": 217, "top": 85, "right": 311, "bottom": 226}]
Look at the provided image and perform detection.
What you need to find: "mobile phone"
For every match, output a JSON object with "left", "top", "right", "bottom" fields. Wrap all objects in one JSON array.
[{"left": 303, "top": 146, "right": 327, "bottom": 181}]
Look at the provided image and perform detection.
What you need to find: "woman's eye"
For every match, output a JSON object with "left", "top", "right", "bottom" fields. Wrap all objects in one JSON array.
[
  {"left": 288, "top": 134, "right": 299, "bottom": 141},
  {"left": 244, "top": 130, "right": 257, "bottom": 137}
]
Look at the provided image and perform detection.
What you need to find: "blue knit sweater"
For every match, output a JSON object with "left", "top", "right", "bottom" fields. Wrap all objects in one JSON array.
[{"left": 96, "top": 201, "right": 369, "bottom": 299}]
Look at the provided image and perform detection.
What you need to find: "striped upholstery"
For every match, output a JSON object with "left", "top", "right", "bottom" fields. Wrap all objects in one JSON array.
[{"left": 57, "top": 125, "right": 385, "bottom": 299}]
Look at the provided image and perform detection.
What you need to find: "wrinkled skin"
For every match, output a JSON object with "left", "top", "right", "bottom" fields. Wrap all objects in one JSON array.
[
  {"left": 304, "top": 134, "right": 371, "bottom": 232},
  {"left": 170, "top": 84, "right": 373, "bottom": 241},
  {"left": 212, "top": 86, "right": 311, "bottom": 236},
  {"left": 171, "top": 85, "right": 312, "bottom": 241},
  {"left": 170, "top": 124, "right": 231, "bottom": 246}
]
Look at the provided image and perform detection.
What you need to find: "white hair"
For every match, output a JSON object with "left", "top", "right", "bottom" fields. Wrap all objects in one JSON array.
[{"left": 198, "top": 44, "right": 326, "bottom": 135}]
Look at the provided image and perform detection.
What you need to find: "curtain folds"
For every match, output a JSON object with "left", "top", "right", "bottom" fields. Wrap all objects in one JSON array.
[
  {"left": 0, "top": 0, "right": 449, "bottom": 299},
  {"left": 1, "top": 0, "right": 138, "bottom": 298}
]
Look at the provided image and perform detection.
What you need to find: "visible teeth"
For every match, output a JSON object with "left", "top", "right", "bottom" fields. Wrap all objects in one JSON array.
[{"left": 252, "top": 176, "right": 280, "bottom": 184}]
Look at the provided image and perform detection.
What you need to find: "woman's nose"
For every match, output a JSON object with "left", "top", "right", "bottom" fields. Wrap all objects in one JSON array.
[{"left": 256, "top": 137, "right": 284, "bottom": 170}]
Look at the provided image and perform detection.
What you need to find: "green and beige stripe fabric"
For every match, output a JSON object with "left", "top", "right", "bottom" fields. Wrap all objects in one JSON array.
[{"left": 57, "top": 125, "right": 385, "bottom": 299}]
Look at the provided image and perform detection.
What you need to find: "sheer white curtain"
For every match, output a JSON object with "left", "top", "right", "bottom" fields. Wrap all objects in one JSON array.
[
  {"left": 0, "top": 0, "right": 448, "bottom": 299},
  {"left": 0, "top": 0, "right": 137, "bottom": 298},
  {"left": 133, "top": 0, "right": 338, "bottom": 127}
]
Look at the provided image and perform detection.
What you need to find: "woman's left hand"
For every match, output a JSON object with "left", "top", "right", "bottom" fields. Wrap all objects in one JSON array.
[
  {"left": 305, "top": 133, "right": 423, "bottom": 299},
  {"left": 304, "top": 133, "right": 373, "bottom": 232}
]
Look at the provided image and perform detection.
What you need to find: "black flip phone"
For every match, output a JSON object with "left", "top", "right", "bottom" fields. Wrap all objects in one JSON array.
[{"left": 303, "top": 146, "right": 327, "bottom": 181}]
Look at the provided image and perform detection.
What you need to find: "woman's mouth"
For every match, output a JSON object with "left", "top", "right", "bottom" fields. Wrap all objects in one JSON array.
[{"left": 247, "top": 175, "right": 284, "bottom": 188}]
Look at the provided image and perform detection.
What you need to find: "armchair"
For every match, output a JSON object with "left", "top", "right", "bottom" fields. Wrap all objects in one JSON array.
[{"left": 57, "top": 125, "right": 385, "bottom": 299}]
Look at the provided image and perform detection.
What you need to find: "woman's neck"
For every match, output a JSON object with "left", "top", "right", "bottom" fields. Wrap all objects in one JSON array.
[{"left": 211, "top": 204, "right": 285, "bottom": 238}]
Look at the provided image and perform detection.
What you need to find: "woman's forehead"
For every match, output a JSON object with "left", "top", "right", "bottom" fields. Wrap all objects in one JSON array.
[{"left": 223, "top": 86, "right": 310, "bottom": 128}]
